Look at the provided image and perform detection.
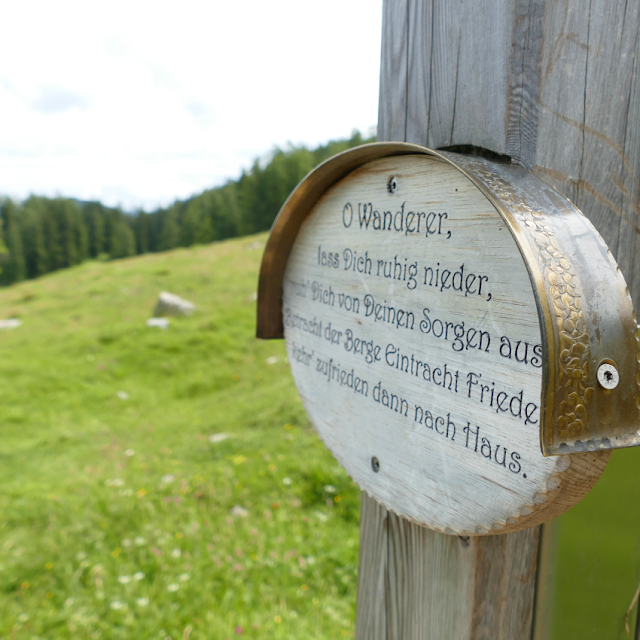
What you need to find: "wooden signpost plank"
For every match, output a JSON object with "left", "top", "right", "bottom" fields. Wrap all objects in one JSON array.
[
  {"left": 355, "top": 500, "right": 541, "bottom": 639},
  {"left": 363, "top": 1, "right": 640, "bottom": 637}
]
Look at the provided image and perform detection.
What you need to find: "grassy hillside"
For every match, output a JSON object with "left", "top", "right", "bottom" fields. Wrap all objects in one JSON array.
[
  {"left": 0, "top": 233, "right": 638, "bottom": 640},
  {"left": 0, "top": 235, "right": 360, "bottom": 639}
]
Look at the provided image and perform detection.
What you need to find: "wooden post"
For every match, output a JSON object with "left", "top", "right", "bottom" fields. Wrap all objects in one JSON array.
[
  {"left": 356, "top": 494, "right": 541, "bottom": 639},
  {"left": 358, "top": 1, "right": 640, "bottom": 637}
]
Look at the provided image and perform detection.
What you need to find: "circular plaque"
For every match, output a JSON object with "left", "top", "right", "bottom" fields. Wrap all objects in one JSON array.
[{"left": 259, "top": 144, "right": 638, "bottom": 535}]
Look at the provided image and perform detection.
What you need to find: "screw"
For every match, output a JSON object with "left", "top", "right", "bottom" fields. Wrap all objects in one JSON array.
[
  {"left": 371, "top": 456, "right": 380, "bottom": 473},
  {"left": 387, "top": 176, "right": 398, "bottom": 193},
  {"left": 597, "top": 362, "right": 619, "bottom": 390}
]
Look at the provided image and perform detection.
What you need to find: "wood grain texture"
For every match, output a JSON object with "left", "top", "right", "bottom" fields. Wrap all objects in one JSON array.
[
  {"left": 355, "top": 493, "right": 387, "bottom": 636},
  {"left": 378, "top": 0, "right": 408, "bottom": 143},
  {"left": 356, "top": 492, "right": 540, "bottom": 640},
  {"left": 378, "top": 0, "right": 640, "bottom": 304},
  {"left": 506, "top": 0, "right": 545, "bottom": 165},
  {"left": 530, "top": 520, "right": 559, "bottom": 640}
]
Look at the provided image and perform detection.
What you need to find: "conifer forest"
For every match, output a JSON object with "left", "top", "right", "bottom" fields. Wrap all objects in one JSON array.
[{"left": 0, "top": 131, "right": 372, "bottom": 286}]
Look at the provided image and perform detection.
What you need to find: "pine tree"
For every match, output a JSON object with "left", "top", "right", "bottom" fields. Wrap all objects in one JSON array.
[
  {"left": 158, "top": 205, "right": 180, "bottom": 251},
  {"left": 179, "top": 200, "right": 202, "bottom": 247},
  {"left": 195, "top": 206, "right": 214, "bottom": 244},
  {"left": 134, "top": 210, "right": 150, "bottom": 254},
  {"left": 43, "top": 200, "right": 64, "bottom": 271},
  {"left": 1, "top": 199, "right": 26, "bottom": 284},
  {"left": 110, "top": 221, "right": 136, "bottom": 258},
  {"left": 83, "top": 202, "right": 106, "bottom": 257},
  {"left": 21, "top": 196, "right": 48, "bottom": 278}
]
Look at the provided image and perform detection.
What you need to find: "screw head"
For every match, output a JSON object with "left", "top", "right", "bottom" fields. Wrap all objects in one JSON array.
[
  {"left": 597, "top": 363, "right": 619, "bottom": 390},
  {"left": 371, "top": 456, "right": 380, "bottom": 473},
  {"left": 388, "top": 176, "right": 398, "bottom": 193}
]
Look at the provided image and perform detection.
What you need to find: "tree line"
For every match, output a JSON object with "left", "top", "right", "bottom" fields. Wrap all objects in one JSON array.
[{"left": 0, "top": 130, "right": 373, "bottom": 286}]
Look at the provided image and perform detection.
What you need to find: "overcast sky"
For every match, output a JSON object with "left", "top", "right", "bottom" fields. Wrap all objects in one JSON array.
[{"left": 0, "top": 1, "right": 382, "bottom": 211}]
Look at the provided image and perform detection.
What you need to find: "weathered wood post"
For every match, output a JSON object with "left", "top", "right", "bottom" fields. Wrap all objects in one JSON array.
[
  {"left": 257, "top": 2, "right": 640, "bottom": 638},
  {"left": 355, "top": 2, "right": 640, "bottom": 638}
]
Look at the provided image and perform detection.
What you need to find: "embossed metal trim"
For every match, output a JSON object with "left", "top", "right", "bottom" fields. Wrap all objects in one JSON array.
[{"left": 441, "top": 153, "right": 640, "bottom": 456}]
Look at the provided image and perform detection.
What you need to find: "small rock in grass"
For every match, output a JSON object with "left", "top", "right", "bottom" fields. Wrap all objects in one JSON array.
[
  {"left": 146, "top": 317, "right": 170, "bottom": 329},
  {"left": 230, "top": 505, "right": 248, "bottom": 518},
  {"left": 153, "top": 292, "right": 195, "bottom": 317},
  {"left": 0, "top": 318, "right": 21, "bottom": 330}
]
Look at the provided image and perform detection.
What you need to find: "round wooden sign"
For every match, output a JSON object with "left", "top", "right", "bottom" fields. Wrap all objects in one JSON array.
[{"left": 258, "top": 144, "right": 639, "bottom": 535}]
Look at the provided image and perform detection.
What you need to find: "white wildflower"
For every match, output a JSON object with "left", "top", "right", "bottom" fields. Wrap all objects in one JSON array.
[
  {"left": 110, "top": 600, "right": 125, "bottom": 610},
  {"left": 117, "top": 391, "right": 130, "bottom": 401},
  {"left": 282, "top": 477, "right": 292, "bottom": 486},
  {"left": 167, "top": 583, "right": 179, "bottom": 592},
  {"left": 230, "top": 505, "right": 248, "bottom": 518},
  {"left": 209, "top": 433, "right": 228, "bottom": 444},
  {"left": 178, "top": 573, "right": 190, "bottom": 582},
  {"left": 118, "top": 575, "right": 131, "bottom": 584},
  {"left": 136, "top": 597, "right": 149, "bottom": 607},
  {"left": 134, "top": 536, "right": 146, "bottom": 546},
  {"left": 124, "top": 448, "right": 135, "bottom": 457},
  {"left": 133, "top": 571, "right": 145, "bottom": 581},
  {"left": 171, "top": 548, "right": 182, "bottom": 559}
]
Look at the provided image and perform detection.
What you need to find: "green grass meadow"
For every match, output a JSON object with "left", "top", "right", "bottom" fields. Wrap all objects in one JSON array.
[
  {"left": 0, "top": 235, "right": 359, "bottom": 639},
  {"left": 0, "top": 233, "right": 637, "bottom": 639}
]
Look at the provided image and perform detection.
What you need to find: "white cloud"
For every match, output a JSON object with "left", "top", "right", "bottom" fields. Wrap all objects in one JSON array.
[{"left": 0, "top": 0, "right": 382, "bottom": 210}]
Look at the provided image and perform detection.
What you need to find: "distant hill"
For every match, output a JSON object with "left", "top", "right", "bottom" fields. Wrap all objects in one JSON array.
[{"left": 0, "top": 130, "right": 374, "bottom": 286}]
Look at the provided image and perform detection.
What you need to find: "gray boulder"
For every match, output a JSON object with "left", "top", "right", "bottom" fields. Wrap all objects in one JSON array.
[{"left": 153, "top": 292, "right": 196, "bottom": 317}]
